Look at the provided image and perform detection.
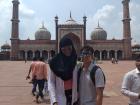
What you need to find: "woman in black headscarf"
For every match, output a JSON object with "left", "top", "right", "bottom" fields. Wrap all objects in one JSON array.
[{"left": 48, "top": 37, "right": 77, "bottom": 105}]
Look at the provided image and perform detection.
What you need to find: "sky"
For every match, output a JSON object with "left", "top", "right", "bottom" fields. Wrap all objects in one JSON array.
[{"left": 0, "top": 0, "right": 140, "bottom": 47}]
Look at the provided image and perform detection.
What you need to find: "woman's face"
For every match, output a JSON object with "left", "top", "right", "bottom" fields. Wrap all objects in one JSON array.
[{"left": 61, "top": 45, "right": 72, "bottom": 56}]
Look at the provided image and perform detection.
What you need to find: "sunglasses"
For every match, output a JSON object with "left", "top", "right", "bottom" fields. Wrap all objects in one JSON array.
[{"left": 80, "top": 51, "right": 93, "bottom": 57}]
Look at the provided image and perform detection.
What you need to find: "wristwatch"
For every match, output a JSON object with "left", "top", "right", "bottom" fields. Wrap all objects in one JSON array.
[{"left": 53, "top": 102, "right": 58, "bottom": 105}]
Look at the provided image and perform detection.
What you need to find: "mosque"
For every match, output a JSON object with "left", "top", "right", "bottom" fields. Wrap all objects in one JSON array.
[{"left": 2, "top": 0, "right": 135, "bottom": 60}]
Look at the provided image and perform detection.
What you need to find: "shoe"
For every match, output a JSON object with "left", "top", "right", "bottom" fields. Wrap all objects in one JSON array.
[
  {"left": 41, "top": 97, "right": 45, "bottom": 102},
  {"left": 36, "top": 95, "right": 40, "bottom": 104},
  {"left": 36, "top": 100, "right": 41, "bottom": 104}
]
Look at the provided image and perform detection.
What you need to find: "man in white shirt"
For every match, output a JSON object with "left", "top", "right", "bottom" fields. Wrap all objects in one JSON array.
[
  {"left": 72, "top": 45, "right": 105, "bottom": 105},
  {"left": 121, "top": 56, "right": 140, "bottom": 105}
]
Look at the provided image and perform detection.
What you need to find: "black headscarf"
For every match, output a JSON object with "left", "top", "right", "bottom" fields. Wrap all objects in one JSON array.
[{"left": 49, "top": 37, "right": 77, "bottom": 80}]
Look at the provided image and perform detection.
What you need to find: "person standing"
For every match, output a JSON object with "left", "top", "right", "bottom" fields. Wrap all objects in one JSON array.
[
  {"left": 48, "top": 37, "right": 77, "bottom": 105},
  {"left": 72, "top": 45, "right": 105, "bottom": 105},
  {"left": 121, "top": 56, "right": 140, "bottom": 105}
]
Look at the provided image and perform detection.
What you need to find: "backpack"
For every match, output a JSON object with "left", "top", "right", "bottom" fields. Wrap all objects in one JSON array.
[{"left": 77, "top": 65, "right": 106, "bottom": 92}]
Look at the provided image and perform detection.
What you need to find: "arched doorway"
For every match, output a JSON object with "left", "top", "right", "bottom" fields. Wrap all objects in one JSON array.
[
  {"left": 102, "top": 50, "right": 107, "bottom": 60},
  {"left": 42, "top": 50, "right": 48, "bottom": 60},
  {"left": 109, "top": 50, "right": 115, "bottom": 58},
  {"left": 94, "top": 50, "right": 100, "bottom": 60},
  {"left": 27, "top": 50, "right": 33, "bottom": 60},
  {"left": 35, "top": 50, "right": 40, "bottom": 59},
  {"left": 19, "top": 50, "right": 25, "bottom": 60},
  {"left": 62, "top": 33, "right": 81, "bottom": 55},
  {"left": 117, "top": 50, "right": 122, "bottom": 60}
]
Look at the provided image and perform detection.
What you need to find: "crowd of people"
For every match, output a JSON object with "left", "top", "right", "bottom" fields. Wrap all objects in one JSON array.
[{"left": 26, "top": 37, "right": 140, "bottom": 105}]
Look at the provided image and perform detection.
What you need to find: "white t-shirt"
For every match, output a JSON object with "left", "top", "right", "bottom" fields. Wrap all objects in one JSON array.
[
  {"left": 121, "top": 68, "right": 140, "bottom": 105},
  {"left": 79, "top": 63, "right": 105, "bottom": 105}
]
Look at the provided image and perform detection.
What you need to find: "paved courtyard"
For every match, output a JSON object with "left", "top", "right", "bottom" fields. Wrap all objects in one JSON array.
[{"left": 0, "top": 60, "right": 136, "bottom": 105}]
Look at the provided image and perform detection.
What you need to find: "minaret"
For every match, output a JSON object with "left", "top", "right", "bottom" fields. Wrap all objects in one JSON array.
[
  {"left": 122, "top": 0, "right": 131, "bottom": 39},
  {"left": 83, "top": 15, "right": 87, "bottom": 46},
  {"left": 10, "top": 0, "right": 20, "bottom": 60},
  {"left": 122, "top": 0, "right": 132, "bottom": 59},
  {"left": 55, "top": 15, "right": 59, "bottom": 52}
]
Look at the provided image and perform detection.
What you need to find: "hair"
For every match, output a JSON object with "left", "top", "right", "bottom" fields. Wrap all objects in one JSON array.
[
  {"left": 80, "top": 45, "right": 94, "bottom": 55},
  {"left": 39, "top": 57, "right": 44, "bottom": 62},
  {"left": 32, "top": 57, "right": 37, "bottom": 61}
]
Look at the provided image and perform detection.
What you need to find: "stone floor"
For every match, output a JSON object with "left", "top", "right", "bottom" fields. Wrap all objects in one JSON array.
[{"left": 0, "top": 60, "right": 136, "bottom": 105}]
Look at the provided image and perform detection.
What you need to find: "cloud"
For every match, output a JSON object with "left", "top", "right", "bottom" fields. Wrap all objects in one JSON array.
[
  {"left": 129, "top": 2, "right": 140, "bottom": 44},
  {"left": 19, "top": 1, "right": 35, "bottom": 18},
  {"left": 86, "top": 1, "right": 140, "bottom": 45},
  {"left": 87, "top": 4, "right": 116, "bottom": 40},
  {"left": 0, "top": 0, "right": 36, "bottom": 47},
  {"left": 93, "top": 5, "right": 115, "bottom": 21},
  {"left": 0, "top": 0, "right": 11, "bottom": 47}
]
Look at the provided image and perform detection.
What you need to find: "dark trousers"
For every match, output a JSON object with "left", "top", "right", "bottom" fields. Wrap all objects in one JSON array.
[
  {"left": 65, "top": 89, "right": 72, "bottom": 105},
  {"left": 36, "top": 79, "right": 45, "bottom": 98},
  {"left": 32, "top": 81, "right": 37, "bottom": 93}
]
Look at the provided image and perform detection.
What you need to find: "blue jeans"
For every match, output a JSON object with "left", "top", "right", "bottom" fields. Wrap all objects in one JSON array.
[
  {"left": 36, "top": 79, "right": 45, "bottom": 98},
  {"left": 32, "top": 82, "right": 37, "bottom": 93}
]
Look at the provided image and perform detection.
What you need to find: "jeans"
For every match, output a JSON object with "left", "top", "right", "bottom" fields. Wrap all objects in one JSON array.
[
  {"left": 32, "top": 81, "right": 37, "bottom": 93},
  {"left": 36, "top": 79, "right": 45, "bottom": 98}
]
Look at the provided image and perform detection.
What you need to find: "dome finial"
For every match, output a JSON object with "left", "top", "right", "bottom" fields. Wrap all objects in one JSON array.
[
  {"left": 70, "top": 11, "right": 72, "bottom": 19},
  {"left": 42, "top": 21, "right": 45, "bottom": 28},
  {"left": 27, "top": 36, "right": 30, "bottom": 40},
  {"left": 98, "top": 20, "right": 100, "bottom": 27},
  {"left": 112, "top": 36, "right": 115, "bottom": 40},
  {"left": 13, "top": 0, "right": 19, "bottom": 1}
]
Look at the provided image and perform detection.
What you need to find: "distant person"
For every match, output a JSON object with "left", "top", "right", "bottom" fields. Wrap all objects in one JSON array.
[
  {"left": 111, "top": 58, "right": 115, "bottom": 64},
  {"left": 26, "top": 57, "right": 37, "bottom": 96},
  {"left": 121, "top": 56, "right": 140, "bottom": 105},
  {"left": 32, "top": 57, "right": 48, "bottom": 103},
  {"left": 25, "top": 58, "right": 27, "bottom": 63},
  {"left": 115, "top": 58, "right": 118, "bottom": 64}
]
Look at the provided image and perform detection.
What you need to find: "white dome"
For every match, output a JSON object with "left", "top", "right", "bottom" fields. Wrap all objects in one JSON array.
[
  {"left": 1, "top": 43, "right": 11, "bottom": 49},
  {"left": 35, "top": 24, "right": 51, "bottom": 40},
  {"left": 91, "top": 23, "right": 107, "bottom": 40}
]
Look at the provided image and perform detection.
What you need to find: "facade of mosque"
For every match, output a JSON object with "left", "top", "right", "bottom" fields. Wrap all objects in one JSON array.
[
  {"left": 9, "top": 0, "right": 132, "bottom": 60},
  {"left": 132, "top": 44, "right": 140, "bottom": 59}
]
